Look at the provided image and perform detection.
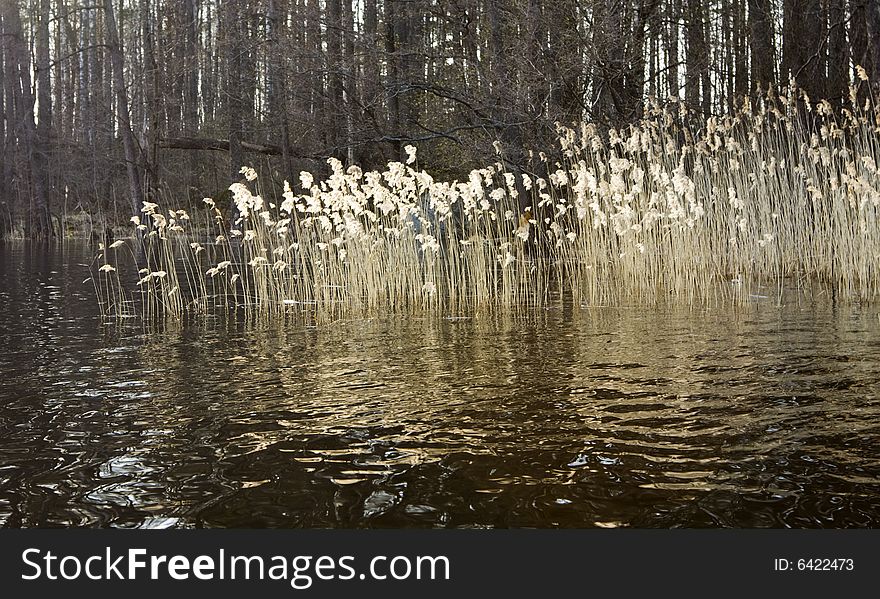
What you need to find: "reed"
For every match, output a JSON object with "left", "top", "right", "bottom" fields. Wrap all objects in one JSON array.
[{"left": 92, "top": 79, "right": 880, "bottom": 321}]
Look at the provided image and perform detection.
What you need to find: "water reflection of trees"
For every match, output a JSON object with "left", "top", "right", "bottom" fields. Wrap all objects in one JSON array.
[
  {"left": 7, "top": 259, "right": 878, "bottom": 527},
  {"left": 127, "top": 302, "right": 880, "bottom": 527}
]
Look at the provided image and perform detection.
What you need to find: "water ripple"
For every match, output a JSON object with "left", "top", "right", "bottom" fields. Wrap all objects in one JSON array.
[{"left": 1, "top": 244, "right": 879, "bottom": 527}]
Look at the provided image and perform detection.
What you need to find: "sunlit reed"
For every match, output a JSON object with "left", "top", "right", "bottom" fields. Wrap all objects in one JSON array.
[{"left": 93, "top": 80, "right": 880, "bottom": 321}]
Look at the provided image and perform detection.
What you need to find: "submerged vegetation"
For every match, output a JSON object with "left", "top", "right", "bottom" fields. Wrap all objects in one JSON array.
[{"left": 93, "top": 83, "right": 880, "bottom": 320}]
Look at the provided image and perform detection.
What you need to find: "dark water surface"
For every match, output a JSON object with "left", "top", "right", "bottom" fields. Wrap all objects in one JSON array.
[{"left": 1, "top": 243, "right": 879, "bottom": 528}]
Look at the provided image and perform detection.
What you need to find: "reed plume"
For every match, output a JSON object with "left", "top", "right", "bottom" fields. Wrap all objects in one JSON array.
[{"left": 92, "top": 82, "right": 880, "bottom": 321}]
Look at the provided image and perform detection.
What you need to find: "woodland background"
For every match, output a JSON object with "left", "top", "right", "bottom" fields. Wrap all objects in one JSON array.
[{"left": 1, "top": 0, "right": 878, "bottom": 238}]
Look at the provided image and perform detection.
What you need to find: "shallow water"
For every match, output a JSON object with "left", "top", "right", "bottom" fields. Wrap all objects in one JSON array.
[{"left": 1, "top": 242, "right": 879, "bottom": 528}]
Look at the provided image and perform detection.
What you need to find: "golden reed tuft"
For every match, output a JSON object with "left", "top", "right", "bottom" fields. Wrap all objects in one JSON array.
[{"left": 93, "top": 82, "right": 880, "bottom": 321}]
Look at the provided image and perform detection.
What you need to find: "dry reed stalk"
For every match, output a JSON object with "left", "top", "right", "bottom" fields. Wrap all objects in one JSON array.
[{"left": 92, "top": 82, "right": 880, "bottom": 321}]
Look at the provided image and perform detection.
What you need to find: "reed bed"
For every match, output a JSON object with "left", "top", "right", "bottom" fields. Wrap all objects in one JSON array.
[{"left": 93, "top": 80, "right": 880, "bottom": 321}]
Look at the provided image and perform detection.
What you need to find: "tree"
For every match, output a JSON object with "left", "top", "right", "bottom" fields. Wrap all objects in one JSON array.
[
  {"left": 104, "top": 0, "right": 144, "bottom": 216},
  {"left": 2, "top": 0, "right": 880, "bottom": 236},
  {"left": 686, "top": 0, "right": 710, "bottom": 113},
  {"left": 2, "top": 0, "right": 52, "bottom": 238},
  {"left": 782, "top": 0, "right": 825, "bottom": 99},
  {"left": 867, "top": 0, "right": 880, "bottom": 84},
  {"left": 748, "top": 0, "right": 775, "bottom": 92},
  {"left": 828, "top": 0, "right": 849, "bottom": 104},
  {"left": 221, "top": 0, "right": 244, "bottom": 186}
]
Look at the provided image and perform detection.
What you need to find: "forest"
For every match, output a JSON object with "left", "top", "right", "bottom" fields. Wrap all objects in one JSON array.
[{"left": 0, "top": 0, "right": 879, "bottom": 240}]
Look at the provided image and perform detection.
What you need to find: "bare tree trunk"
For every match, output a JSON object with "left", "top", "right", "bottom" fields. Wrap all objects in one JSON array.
[
  {"left": 221, "top": 0, "right": 243, "bottom": 189},
  {"left": 667, "top": 0, "right": 680, "bottom": 98},
  {"left": 305, "top": 0, "right": 325, "bottom": 157},
  {"left": 549, "top": 0, "right": 582, "bottom": 122},
  {"left": 685, "top": 0, "right": 707, "bottom": 111},
  {"left": 526, "top": 0, "right": 544, "bottom": 117},
  {"left": 397, "top": 0, "right": 415, "bottom": 148},
  {"left": 36, "top": 0, "right": 54, "bottom": 235},
  {"left": 202, "top": 1, "right": 216, "bottom": 124},
  {"left": 183, "top": 0, "right": 199, "bottom": 132},
  {"left": 103, "top": 0, "right": 143, "bottom": 216},
  {"left": 79, "top": 7, "right": 92, "bottom": 144},
  {"left": 342, "top": 0, "right": 356, "bottom": 165},
  {"left": 384, "top": 0, "right": 402, "bottom": 158},
  {"left": 782, "top": 0, "right": 825, "bottom": 99},
  {"left": 327, "top": 0, "right": 345, "bottom": 159},
  {"left": 53, "top": 0, "right": 64, "bottom": 137},
  {"left": 2, "top": 0, "right": 52, "bottom": 239},
  {"left": 0, "top": 17, "right": 8, "bottom": 233},
  {"left": 851, "top": 1, "right": 871, "bottom": 102},
  {"left": 700, "top": 0, "right": 711, "bottom": 113},
  {"left": 140, "top": 0, "right": 160, "bottom": 200},
  {"left": 179, "top": 0, "right": 200, "bottom": 201},
  {"left": 734, "top": 0, "right": 748, "bottom": 99},
  {"left": 239, "top": 9, "right": 256, "bottom": 140},
  {"left": 648, "top": 12, "right": 657, "bottom": 98},
  {"left": 593, "top": 0, "right": 627, "bottom": 123},
  {"left": 624, "top": 1, "right": 659, "bottom": 119},
  {"left": 487, "top": 0, "right": 514, "bottom": 144},
  {"left": 827, "top": 0, "right": 849, "bottom": 104},
  {"left": 1, "top": 10, "right": 16, "bottom": 189},
  {"left": 722, "top": 0, "right": 732, "bottom": 104},
  {"left": 266, "top": 0, "right": 293, "bottom": 177},
  {"left": 403, "top": 3, "right": 424, "bottom": 134},
  {"left": 748, "top": 0, "right": 775, "bottom": 92},
  {"left": 359, "top": 0, "right": 381, "bottom": 167},
  {"left": 460, "top": 0, "right": 480, "bottom": 95},
  {"left": 867, "top": 0, "right": 880, "bottom": 84}
]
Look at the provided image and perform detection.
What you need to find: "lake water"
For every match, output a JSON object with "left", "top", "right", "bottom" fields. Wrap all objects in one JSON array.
[{"left": 1, "top": 242, "right": 878, "bottom": 528}]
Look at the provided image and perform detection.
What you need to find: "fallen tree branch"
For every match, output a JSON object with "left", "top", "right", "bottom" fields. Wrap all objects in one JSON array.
[{"left": 160, "top": 136, "right": 283, "bottom": 156}]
